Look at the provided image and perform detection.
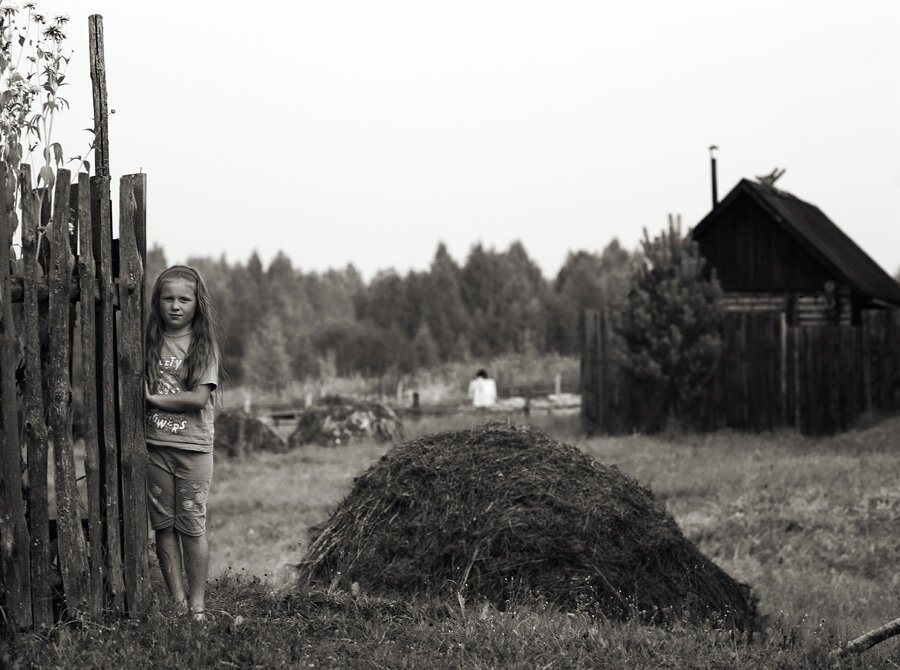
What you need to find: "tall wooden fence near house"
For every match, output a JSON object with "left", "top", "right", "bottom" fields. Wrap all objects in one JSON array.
[
  {"left": 0, "top": 16, "right": 149, "bottom": 630},
  {"left": 582, "top": 309, "right": 900, "bottom": 436}
]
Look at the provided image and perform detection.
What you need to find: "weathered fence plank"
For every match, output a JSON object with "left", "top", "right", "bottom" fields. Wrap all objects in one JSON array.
[
  {"left": 77, "top": 173, "right": 103, "bottom": 617},
  {"left": 0, "top": 162, "right": 32, "bottom": 628},
  {"left": 47, "top": 170, "right": 90, "bottom": 615},
  {"left": 118, "top": 174, "right": 149, "bottom": 614},
  {"left": 21, "top": 167, "right": 52, "bottom": 627},
  {"left": 89, "top": 15, "right": 111, "bottom": 179},
  {"left": 92, "top": 175, "right": 124, "bottom": 613}
]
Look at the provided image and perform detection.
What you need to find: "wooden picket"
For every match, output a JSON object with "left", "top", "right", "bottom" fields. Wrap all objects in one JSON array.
[
  {"left": 0, "top": 162, "right": 33, "bottom": 630},
  {"left": 582, "top": 309, "right": 900, "bottom": 436},
  {"left": 48, "top": 170, "right": 91, "bottom": 615},
  {"left": 20, "top": 166, "right": 52, "bottom": 627},
  {"left": 77, "top": 172, "right": 104, "bottom": 618},
  {"left": 118, "top": 174, "right": 148, "bottom": 614}
]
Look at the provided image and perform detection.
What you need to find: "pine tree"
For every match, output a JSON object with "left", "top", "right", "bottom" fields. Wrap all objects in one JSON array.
[
  {"left": 243, "top": 313, "right": 293, "bottom": 395},
  {"left": 615, "top": 216, "right": 723, "bottom": 425}
]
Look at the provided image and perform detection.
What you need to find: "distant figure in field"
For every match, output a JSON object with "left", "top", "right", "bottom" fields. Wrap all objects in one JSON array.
[{"left": 468, "top": 369, "right": 497, "bottom": 415}]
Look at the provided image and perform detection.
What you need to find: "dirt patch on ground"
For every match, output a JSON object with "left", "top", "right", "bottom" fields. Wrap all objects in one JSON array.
[
  {"left": 297, "top": 422, "right": 757, "bottom": 630},
  {"left": 287, "top": 396, "right": 404, "bottom": 448}
]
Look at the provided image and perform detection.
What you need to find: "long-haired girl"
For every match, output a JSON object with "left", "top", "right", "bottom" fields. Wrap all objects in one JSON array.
[{"left": 144, "top": 265, "right": 221, "bottom": 622}]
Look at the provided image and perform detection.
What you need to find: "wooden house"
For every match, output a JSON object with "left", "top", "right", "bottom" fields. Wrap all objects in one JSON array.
[{"left": 691, "top": 179, "right": 900, "bottom": 325}]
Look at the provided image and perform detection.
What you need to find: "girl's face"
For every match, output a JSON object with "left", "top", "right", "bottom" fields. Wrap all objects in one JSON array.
[{"left": 158, "top": 278, "right": 197, "bottom": 334}]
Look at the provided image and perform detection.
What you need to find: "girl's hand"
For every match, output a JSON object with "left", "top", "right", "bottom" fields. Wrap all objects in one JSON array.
[{"left": 144, "top": 382, "right": 153, "bottom": 403}]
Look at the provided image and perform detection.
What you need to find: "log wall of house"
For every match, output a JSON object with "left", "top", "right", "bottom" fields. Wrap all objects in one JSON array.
[{"left": 721, "top": 292, "right": 854, "bottom": 326}]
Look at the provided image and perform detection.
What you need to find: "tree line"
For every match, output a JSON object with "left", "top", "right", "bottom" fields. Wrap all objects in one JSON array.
[{"left": 146, "top": 240, "right": 636, "bottom": 390}]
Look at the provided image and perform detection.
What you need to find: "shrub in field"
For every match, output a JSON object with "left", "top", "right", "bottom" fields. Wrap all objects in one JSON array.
[
  {"left": 287, "top": 395, "right": 404, "bottom": 447},
  {"left": 615, "top": 216, "right": 723, "bottom": 429},
  {"left": 213, "top": 410, "right": 285, "bottom": 458},
  {"left": 297, "top": 423, "right": 757, "bottom": 630}
]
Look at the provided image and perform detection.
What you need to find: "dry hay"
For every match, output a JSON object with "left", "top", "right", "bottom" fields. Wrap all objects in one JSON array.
[
  {"left": 297, "top": 423, "right": 757, "bottom": 630},
  {"left": 287, "top": 395, "right": 404, "bottom": 448},
  {"left": 215, "top": 411, "right": 286, "bottom": 458}
]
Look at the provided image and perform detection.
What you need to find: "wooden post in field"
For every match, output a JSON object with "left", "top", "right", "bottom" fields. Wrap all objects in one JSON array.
[
  {"left": 21, "top": 166, "right": 52, "bottom": 626},
  {"left": 779, "top": 313, "right": 787, "bottom": 427},
  {"left": 792, "top": 325, "right": 801, "bottom": 431},
  {"left": 77, "top": 172, "right": 104, "bottom": 617},
  {"left": 0, "top": 162, "right": 32, "bottom": 628},
  {"left": 580, "top": 309, "right": 610, "bottom": 435},
  {"left": 90, "top": 14, "right": 124, "bottom": 612},
  {"left": 118, "top": 174, "right": 148, "bottom": 614},
  {"left": 48, "top": 170, "right": 90, "bottom": 614}
]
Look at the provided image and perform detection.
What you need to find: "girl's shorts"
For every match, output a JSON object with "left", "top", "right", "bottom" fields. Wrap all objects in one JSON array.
[{"left": 146, "top": 445, "right": 213, "bottom": 536}]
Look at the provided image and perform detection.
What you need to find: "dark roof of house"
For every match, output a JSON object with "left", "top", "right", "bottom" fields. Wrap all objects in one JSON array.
[{"left": 693, "top": 179, "right": 900, "bottom": 305}]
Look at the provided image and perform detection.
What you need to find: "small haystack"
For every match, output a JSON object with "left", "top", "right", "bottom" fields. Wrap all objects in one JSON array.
[
  {"left": 297, "top": 423, "right": 757, "bottom": 630},
  {"left": 287, "top": 395, "right": 404, "bottom": 448},
  {"left": 214, "top": 411, "right": 286, "bottom": 458}
]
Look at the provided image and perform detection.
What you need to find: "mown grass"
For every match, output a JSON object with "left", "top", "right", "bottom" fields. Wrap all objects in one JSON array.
[{"left": 5, "top": 415, "right": 900, "bottom": 668}]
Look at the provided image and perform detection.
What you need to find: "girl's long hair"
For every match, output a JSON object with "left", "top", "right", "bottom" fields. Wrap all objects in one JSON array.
[{"left": 145, "top": 265, "right": 222, "bottom": 397}]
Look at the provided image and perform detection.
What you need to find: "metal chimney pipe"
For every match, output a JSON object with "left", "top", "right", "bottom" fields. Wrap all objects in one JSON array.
[{"left": 709, "top": 145, "right": 719, "bottom": 208}]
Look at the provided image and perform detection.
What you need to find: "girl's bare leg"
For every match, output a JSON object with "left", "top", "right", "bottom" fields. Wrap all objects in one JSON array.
[
  {"left": 180, "top": 532, "right": 209, "bottom": 617},
  {"left": 155, "top": 527, "right": 187, "bottom": 609}
]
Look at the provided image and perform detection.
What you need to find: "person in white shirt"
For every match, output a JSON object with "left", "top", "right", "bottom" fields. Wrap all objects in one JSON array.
[{"left": 468, "top": 369, "right": 497, "bottom": 418}]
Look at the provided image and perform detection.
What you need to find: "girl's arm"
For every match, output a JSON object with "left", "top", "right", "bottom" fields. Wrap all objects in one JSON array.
[{"left": 145, "top": 383, "right": 214, "bottom": 412}]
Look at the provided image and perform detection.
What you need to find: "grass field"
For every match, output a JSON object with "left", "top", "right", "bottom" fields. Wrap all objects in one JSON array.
[{"left": 5, "top": 413, "right": 900, "bottom": 668}]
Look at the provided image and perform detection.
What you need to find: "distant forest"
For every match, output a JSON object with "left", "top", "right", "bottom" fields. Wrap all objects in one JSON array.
[{"left": 146, "top": 240, "right": 637, "bottom": 389}]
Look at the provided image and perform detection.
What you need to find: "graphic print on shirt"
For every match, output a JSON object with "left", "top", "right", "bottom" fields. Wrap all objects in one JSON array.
[{"left": 147, "top": 355, "right": 190, "bottom": 434}]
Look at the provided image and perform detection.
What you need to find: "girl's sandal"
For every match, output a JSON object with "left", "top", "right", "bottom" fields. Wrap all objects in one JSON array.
[
  {"left": 190, "top": 608, "right": 207, "bottom": 623},
  {"left": 174, "top": 599, "right": 189, "bottom": 617}
]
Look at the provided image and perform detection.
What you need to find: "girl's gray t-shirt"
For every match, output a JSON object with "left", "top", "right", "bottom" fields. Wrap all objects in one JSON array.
[{"left": 145, "top": 331, "right": 219, "bottom": 452}]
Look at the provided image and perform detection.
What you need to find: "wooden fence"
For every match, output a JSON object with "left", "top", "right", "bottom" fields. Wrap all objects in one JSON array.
[
  {"left": 0, "top": 15, "right": 149, "bottom": 629},
  {"left": 0, "top": 168, "right": 148, "bottom": 628},
  {"left": 582, "top": 309, "right": 900, "bottom": 436}
]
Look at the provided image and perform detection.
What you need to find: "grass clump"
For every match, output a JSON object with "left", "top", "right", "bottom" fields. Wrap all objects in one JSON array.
[
  {"left": 0, "top": 575, "right": 872, "bottom": 670},
  {"left": 297, "top": 422, "right": 758, "bottom": 630}
]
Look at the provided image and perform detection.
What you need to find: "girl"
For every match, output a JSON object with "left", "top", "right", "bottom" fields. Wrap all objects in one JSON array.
[{"left": 144, "top": 265, "right": 221, "bottom": 622}]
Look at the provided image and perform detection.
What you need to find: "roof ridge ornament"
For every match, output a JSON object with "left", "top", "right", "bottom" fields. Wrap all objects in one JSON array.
[{"left": 756, "top": 167, "right": 786, "bottom": 188}]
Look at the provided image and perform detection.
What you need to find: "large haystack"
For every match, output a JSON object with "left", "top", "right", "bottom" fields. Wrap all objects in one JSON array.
[
  {"left": 297, "top": 423, "right": 757, "bottom": 630},
  {"left": 214, "top": 411, "right": 286, "bottom": 458},
  {"left": 287, "top": 395, "right": 404, "bottom": 447}
]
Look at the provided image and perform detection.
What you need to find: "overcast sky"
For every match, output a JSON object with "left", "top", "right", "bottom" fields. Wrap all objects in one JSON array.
[{"left": 42, "top": 1, "right": 900, "bottom": 280}]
